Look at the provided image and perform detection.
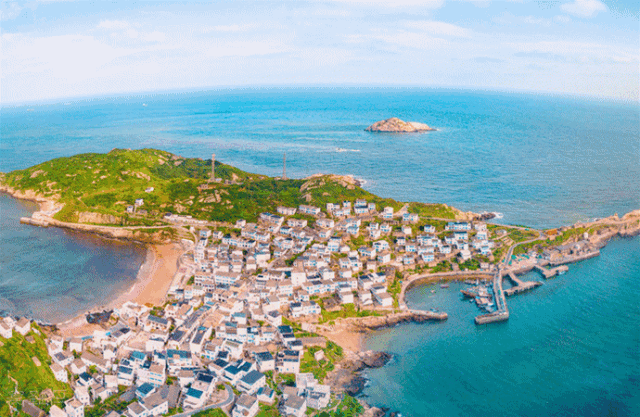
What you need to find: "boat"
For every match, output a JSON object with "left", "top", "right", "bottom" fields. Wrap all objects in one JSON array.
[
  {"left": 461, "top": 289, "right": 477, "bottom": 298},
  {"left": 440, "top": 283, "right": 449, "bottom": 288}
]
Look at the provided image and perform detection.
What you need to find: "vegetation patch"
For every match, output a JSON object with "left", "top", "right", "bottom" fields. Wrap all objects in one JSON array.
[
  {"left": 319, "top": 304, "right": 381, "bottom": 324},
  {"left": 0, "top": 327, "right": 73, "bottom": 416}
]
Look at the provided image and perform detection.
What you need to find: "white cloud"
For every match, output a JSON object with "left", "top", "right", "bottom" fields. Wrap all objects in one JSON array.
[
  {"left": 561, "top": 0, "right": 607, "bottom": 18},
  {"left": 1, "top": 2, "right": 23, "bottom": 21},
  {"left": 2, "top": 33, "right": 139, "bottom": 78},
  {"left": 124, "top": 29, "right": 139, "bottom": 39},
  {"left": 554, "top": 15, "right": 572, "bottom": 24},
  {"left": 142, "top": 31, "right": 167, "bottom": 43},
  {"left": 98, "top": 19, "right": 131, "bottom": 30},
  {"left": 327, "top": 0, "right": 444, "bottom": 8},
  {"left": 523, "top": 16, "right": 551, "bottom": 26},
  {"left": 347, "top": 30, "right": 447, "bottom": 50},
  {"left": 403, "top": 20, "right": 470, "bottom": 37},
  {"left": 204, "top": 24, "right": 258, "bottom": 33},
  {"left": 509, "top": 40, "right": 638, "bottom": 65}
]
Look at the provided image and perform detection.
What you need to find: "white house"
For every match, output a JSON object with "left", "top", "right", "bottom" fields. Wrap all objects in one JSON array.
[{"left": 232, "top": 394, "right": 259, "bottom": 417}]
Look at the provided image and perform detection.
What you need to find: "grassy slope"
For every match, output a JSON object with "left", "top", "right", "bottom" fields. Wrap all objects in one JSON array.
[
  {"left": 1, "top": 149, "right": 461, "bottom": 224},
  {"left": 0, "top": 327, "right": 73, "bottom": 415}
]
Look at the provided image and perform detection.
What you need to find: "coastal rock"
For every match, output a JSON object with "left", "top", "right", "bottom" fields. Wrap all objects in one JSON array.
[
  {"left": 348, "top": 311, "right": 448, "bottom": 332},
  {"left": 364, "top": 407, "right": 386, "bottom": 417},
  {"left": 474, "top": 212, "right": 497, "bottom": 221},
  {"left": 365, "top": 117, "right": 435, "bottom": 133},
  {"left": 344, "top": 375, "right": 368, "bottom": 396},
  {"left": 361, "top": 351, "right": 393, "bottom": 368}
]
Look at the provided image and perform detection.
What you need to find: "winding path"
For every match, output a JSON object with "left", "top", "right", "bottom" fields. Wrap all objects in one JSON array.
[{"left": 171, "top": 385, "right": 235, "bottom": 417}]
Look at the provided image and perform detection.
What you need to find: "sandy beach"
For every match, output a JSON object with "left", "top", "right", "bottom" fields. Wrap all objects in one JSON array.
[{"left": 56, "top": 243, "right": 184, "bottom": 338}]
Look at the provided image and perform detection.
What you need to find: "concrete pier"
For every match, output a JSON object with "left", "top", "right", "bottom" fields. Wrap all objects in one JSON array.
[
  {"left": 534, "top": 265, "right": 568, "bottom": 279},
  {"left": 475, "top": 271, "right": 509, "bottom": 325},
  {"left": 504, "top": 272, "right": 542, "bottom": 296}
]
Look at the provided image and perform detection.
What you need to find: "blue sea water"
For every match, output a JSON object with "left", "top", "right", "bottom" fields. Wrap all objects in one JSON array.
[
  {"left": 0, "top": 88, "right": 638, "bottom": 413},
  {"left": 2, "top": 88, "right": 638, "bottom": 228}
]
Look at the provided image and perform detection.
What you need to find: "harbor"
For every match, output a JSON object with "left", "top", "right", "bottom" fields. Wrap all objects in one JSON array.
[{"left": 474, "top": 271, "right": 509, "bottom": 325}]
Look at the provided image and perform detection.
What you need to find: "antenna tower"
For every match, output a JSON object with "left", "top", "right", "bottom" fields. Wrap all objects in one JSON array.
[
  {"left": 211, "top": 153, "right": 216, "bottom": 182},
  {"left": 283, "top": 153, "right": 287, "bottom": 180}
]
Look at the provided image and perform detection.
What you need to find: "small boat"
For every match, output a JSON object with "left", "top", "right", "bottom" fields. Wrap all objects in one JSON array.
[
  {"left": 430, "top": 289, "right": 436, "bottom": 294},
  {"left": 440, "top": 283, "right": 449, "bottom": 288}
]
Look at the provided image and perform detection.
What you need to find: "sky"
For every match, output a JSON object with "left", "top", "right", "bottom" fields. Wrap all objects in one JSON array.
[{"left": 1, "top": 0, "right": 638, "bottom": 104}]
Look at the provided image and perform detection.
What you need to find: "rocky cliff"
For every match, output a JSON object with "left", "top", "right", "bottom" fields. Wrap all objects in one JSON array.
[{"left": 365, "top": 117, "right": 436, "bottom": 132}]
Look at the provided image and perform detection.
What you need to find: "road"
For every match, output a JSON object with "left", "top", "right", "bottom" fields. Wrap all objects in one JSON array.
[
  {"left": 500, "top": 234, "right": 546, "bottom": 266},
  {"left": 171, "top": 385, "right": 235, "bottom": 417}
]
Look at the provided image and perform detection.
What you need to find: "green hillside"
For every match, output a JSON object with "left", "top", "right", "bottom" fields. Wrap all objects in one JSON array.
[
  {"left": 0, "top": 148, "right": 461, "bottom": 224},
  {"left": 0, "top": 327, "right": 72, "bottom": 416}
]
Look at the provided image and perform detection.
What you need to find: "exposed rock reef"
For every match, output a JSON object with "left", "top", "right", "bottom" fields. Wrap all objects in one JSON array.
[
  {"left": 333, "top": 351, "right": 394, "bottom": 396},
  {"left": 365, "top": 117, "right": 436, "bottom": 132},
  {"left": 346, "top": 310, "right": 448, "bottom": 332}
]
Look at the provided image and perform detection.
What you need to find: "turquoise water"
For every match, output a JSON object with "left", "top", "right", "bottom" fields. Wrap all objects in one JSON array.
[
  {"left": 0, "top": 193, "right": 146, "bottom": 322},
  {"left": 363, "top": 237, "right": 640, "bottom": 417}
]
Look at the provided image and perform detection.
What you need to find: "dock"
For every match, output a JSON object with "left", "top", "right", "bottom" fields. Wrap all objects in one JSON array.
[
  {"left": 475, "top": 271, "right": 509, "bottom": 325},
  {"left": 504, "top": 272, "right": 542, "bottom": 296},
  {"left": 534, "top": 265, "right": 568, "bottom": 279}
]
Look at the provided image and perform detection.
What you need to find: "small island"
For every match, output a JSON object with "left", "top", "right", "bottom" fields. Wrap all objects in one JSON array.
[{"left": 365, "top": 117, "right": 436, "bottom": 133}]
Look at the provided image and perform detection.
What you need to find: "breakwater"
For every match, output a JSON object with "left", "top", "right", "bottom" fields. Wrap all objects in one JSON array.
[{"left": 504, "top": 272, "right": 542, "bottom": 296}]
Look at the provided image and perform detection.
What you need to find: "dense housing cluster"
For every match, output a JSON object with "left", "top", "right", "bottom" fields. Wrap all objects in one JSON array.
[{"left": 1, "top": 198, "right": 498, "bottom": 417}]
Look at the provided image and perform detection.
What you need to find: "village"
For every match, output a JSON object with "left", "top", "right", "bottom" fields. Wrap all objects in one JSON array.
[{"left": 1, "top": 197, "right": 505, "bottom": 417}]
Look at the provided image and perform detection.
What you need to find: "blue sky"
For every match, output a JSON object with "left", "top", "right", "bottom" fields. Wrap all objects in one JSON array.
[{"left": 1, "top": 0, "right": 638, "bottom": 103}]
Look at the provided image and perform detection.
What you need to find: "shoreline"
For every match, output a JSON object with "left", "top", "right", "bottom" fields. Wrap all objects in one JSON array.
[
  {"left": 55, "top": 242, "right": 183, "bottom": 338},
  {"left": 1, "top": 188, "right": 185, "bottom": 336}
]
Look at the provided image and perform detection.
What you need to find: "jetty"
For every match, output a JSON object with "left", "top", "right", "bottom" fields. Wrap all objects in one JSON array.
[
  {"left": 534, "top": 265, "right": 568, "bottom": 279},
  {"left": 504, "top": 272, "right": 542, "bottom": 296},
  {"left": 475, "top": 271, "right": 509, "bottom": 325}
]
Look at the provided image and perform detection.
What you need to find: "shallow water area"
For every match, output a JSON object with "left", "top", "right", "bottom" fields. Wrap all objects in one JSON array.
[{"left": 0, "top": 193, "right": 146, "bottom": 323}]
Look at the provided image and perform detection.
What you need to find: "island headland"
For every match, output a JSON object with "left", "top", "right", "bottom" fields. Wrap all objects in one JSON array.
[
  {"left": 1, "top": 148, "right": 639, "bottom": 417},
  {"left": 365, "top": 117, "right": 436, "bottom": 132}
]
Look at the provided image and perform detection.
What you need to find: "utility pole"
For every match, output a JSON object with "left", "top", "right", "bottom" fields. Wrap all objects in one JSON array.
[
  {"left": 211, "top": 153, "right": 215, "bottom": 182},
  {"left": 283, "top": 152, "right": 287, "bottom": 180}
]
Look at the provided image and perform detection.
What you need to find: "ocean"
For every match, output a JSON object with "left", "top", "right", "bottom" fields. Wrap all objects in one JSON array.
[
  {"left": 1, "top": 88, "right": 638, "bottom": 413},
  {"left": 2, "top": 88, "right": 638, "bottom": 228}
]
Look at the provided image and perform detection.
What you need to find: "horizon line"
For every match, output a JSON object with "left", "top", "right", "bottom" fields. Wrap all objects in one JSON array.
[{"left": 2, "top": 83, "right": 637, "bottom": 108}]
